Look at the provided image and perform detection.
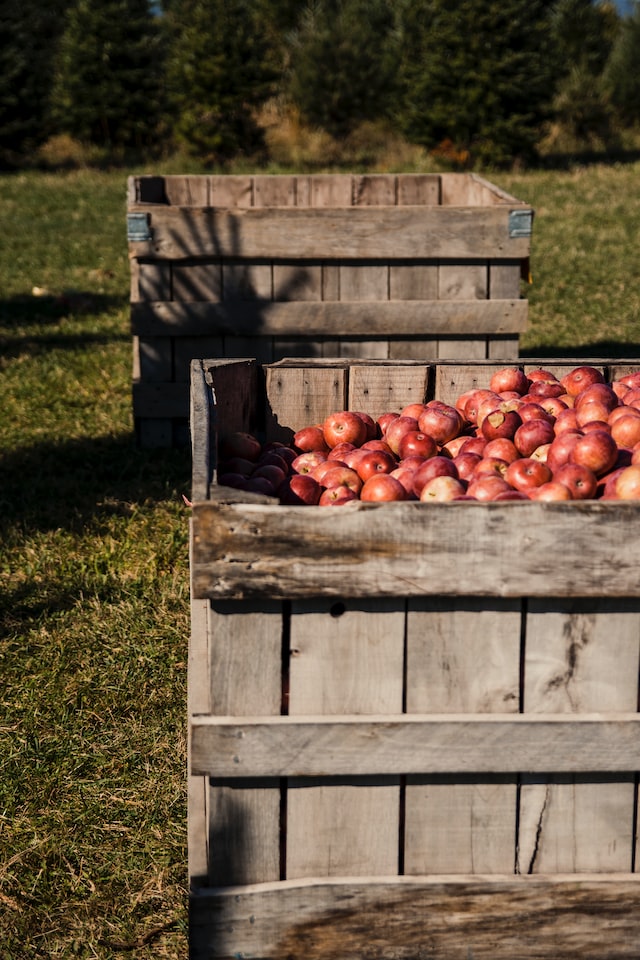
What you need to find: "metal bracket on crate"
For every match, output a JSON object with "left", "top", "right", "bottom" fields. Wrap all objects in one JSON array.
[
  {"left": 508, "top": 209, "right": 533, "bottom": 238},
  {"left": 127, "top": 212, "right": 152, "bottom": 242}
]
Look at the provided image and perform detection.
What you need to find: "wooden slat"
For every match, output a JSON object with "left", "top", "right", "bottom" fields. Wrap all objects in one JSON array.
[
  {"left": 286, "top": 598, "right": 404, "bottom": 878},
  {"left": 131, "top": 299, "right": 528, "bottom": 337},
  {"left": 206, "top": 600, "right": 282, "bottom": 886},
  {"left": 518, "top": 598, "right": 640, "bottom": 874},
  {"left": 190, "top": 500, "right": 640, "bottom": 601},
  {"left": 405, "top": 598, "right": 521, "bottom": 874},
  {"left": 189, "top": 874, "right": 640, "bottom": 960},
  {"left": 128, "top": 206, "right": 531, "bottom": 260},
  {"left": 264, "top": 365, "right": 347, "bottom": 437},
  {"left": 133, "top": 381, "right": 188, "bottom": 418},
  {"left": 190, "top": 714, "right": 640, "bottom": 778},
  {"left": 348, "top": 364, "right": 430, "bottom": 419}
]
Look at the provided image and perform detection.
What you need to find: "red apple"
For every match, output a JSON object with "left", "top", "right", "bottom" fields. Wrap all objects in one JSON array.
[
  {"left": 361, "top": 439, "right": 395, "bottom": 455},
  {"left": 245, "top": 475, "right": 278, "bottom": 496},
  {"left": 412, "top": 456, "right": 459, "bottom": 497},
  {"left": 518, "top": 402, "right": 554, "bottom": 423},
  {"left": 574, "top": 383, "right": 618, "bottom": 413},
  {"left": 459, "top": 436, "right": 488, "bottom": 457},
  {"left": 460, "top": 389, "right": 501, "bottom": 425},
  {"left": 219, "top": 430, "right": 262, "bottom": 462},
  {"left": 614, "top": 465, "right": 640, "bottom": 500},
  {"left": 489, "top": 367, "right": 530, "bottom": 395},
  {"left": 528, "top": 481, "right": 573, "bottom": 501},
  {"left": 505, "top": 457, "right": 552, "bottom": 492},
  {"left": 514, "top": 418, "right": 555, "bottom": 458},
  {"left": 611, "top": 414, "right": 640, "bottom": 449},
  {"left": 546, "top": 431, "right": 583, "bottom": 474},
  {"left": 442, "top": 435, "right": 471, "bottom": 458},
  {"left": 528, "top": 379, "right": 565, "bottom": 399},
  {"left": 327, "top": 441, "right": 356, "bottom": 461},
  {"left": 390, "top": 467, "right": 420, "bottom": 499},
  {"left": 554, "top": 408, "right": 580, "bottom": 434},
  {"left": 292, "top": 450, "right": 328, "bottom": 474},
  {"left": 251, "top": 463, "right": 287, "bottom": 491},
  {"left": 280, "top": 474, "right": 322, "bottom": 505},
  {"left": 320, "top": 465, "right": 363, "bottom": 494},
  {"left": 418, "top": 403, "right": 464, "bottom": 444},
  {"left": 482, "top": 437, "right": 520, "bottom": 464},
  {"left": 453, "top": 452, "right": 483, "bottom": 482},
  {"left": 319, "top": 484, "right": 359, "bottom": 506},
  {"left": 527, "top": 368, "right": 559, "bottom": 383},
  {"left": 466, "top": 475, "right": 512, "bottom": 501},
  {"left": 493, "top": 490, "right": 531, "bottom": 501},
  {"left": 360, "top": 474, "right": 407, "bottom": 501},
  {"left": 218, "top": 456, "right": 256, "bottom": 477},
  {"left": 322, "top": 410, "right": 368, "bottom": 449},
  {"left": 481, "top": 408, "right": 523, "bottom": 441},
  {"left": 384, "top": 416, "right": 420, "bottom": 455},
  {"left": 619, "top": 372, "right": 640, "bottom": 389},
  {"left": 356, "top": 450, "right": 397, "bottom": 482},
  {"left": 293, "top": 425, "right": 329, "bottom": 453},
  {"left": 377, "top": 412, "right": 401, "bottom": 435},
  {"left": 311, "top": 459, "right": 349, "bottom": 483},
  {"left": 398, "top": 430, "right": 438, "bottom": 461},
  {"left": 560, "top": 365, "right": 606, "bottom": 396},
  {"left": 473, "top": 456, "right": 509, "bottom": 479},
  {"left": 400, "top": 402, "right": 429, "bottom": 420},
  {"left": 352, "top": 411, "right": 378, "bottom": 441},
  {"left": 553, "top": 463, "right": 598, "bottom": 500},
  {"left": 419, "top": 475, "right": 467, "bottom": 502}
]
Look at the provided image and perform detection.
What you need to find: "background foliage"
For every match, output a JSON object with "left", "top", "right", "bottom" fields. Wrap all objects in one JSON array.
[{"left": 2, "top": 0, "right": 640, "bottom": 170}]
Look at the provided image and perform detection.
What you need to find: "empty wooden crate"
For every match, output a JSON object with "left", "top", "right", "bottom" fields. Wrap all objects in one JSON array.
[
  {"left": 187, "top": 357, "right": 640, "bottom": 960},
  {"left": 128, "top": 173, "right": 533, "bottom": 446}
]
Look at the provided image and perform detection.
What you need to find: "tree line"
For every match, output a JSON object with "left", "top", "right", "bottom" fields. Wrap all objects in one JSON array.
[{"left": 2, "top": 0, "right": 639, "bottom": 171}]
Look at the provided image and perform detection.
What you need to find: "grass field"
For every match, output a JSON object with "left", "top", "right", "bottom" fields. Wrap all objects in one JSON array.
[{"left": 1, "top": 159, "right": 639, "bottom": 959}]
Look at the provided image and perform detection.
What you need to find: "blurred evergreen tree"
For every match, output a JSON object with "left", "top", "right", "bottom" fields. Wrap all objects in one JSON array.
[
  {"left": 396, "top": 0, "right": 559, "bottom": 168},
  {"left": 163, "top": 0, "right": 278, "bottom": 162},
  {"left": 602, "top": 1, "right": 640, "bottom": 126},
  {"left": 286, "top": 0, "right": 400, "bottom": 139},
  {"left": 0, "top": 0, "right": 67, "bottom": 167},
  {"left": 50, "top": 0, "right": 164, "bottom": 149},
  {"left": 547, "top": 0, "right": 620, "bottom": 146}
]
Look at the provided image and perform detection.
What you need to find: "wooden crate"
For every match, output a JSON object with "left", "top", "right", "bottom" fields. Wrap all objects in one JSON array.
[
  {"left": 188, "top": 357, "right": 640, "bottom": 960},
  {"left": 128, "top": 173, "right": 533, "bottom": 446}
]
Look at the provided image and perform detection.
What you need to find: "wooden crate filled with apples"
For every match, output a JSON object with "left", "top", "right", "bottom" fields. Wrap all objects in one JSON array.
[{"left": 187, "top": 357, "right": 640, "bottom": 960}]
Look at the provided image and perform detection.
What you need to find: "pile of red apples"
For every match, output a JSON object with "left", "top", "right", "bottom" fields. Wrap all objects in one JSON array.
[{"left": 217, "top": 365, "right": 640, "bottom": 505}]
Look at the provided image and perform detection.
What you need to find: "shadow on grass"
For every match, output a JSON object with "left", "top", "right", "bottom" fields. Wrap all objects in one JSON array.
[
  {"left": 0, "top": 431, "right": 191, "bottom": 625},
  {"left": 520, "top": 340, "right": 640, "bottom": 360},
  {"left": 537, "top": 146, "right": 640, "bottom": 171},
  {"left": 0, "top": 291, "right": 126, "bottom": 327}
]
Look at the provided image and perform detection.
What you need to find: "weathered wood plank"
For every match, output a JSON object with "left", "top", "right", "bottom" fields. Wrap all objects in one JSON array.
[
  {"left": 189, "top": 874, "right": 640, "bottom": 960},
  {"left": 190, "top": 500, "right": 640, "bottom": 600},
  {"left": 286, "top": 598, "right": 404, "bottom": 879},
  {"left": 190, "top": 714, "right": 640, "bottom": 778},
  {"left": 131, "top": 299, "right": 528, "bottom": 337},
  {"left": 206, "top": 600, "right": 283, "bottom": 885},
  {"left": 128, "top": 206, "right": 531, "bottom": 260}
]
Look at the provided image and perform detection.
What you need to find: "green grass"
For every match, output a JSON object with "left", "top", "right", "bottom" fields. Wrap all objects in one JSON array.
[{"left": 1, "top": 160, "right": 640, "bottom": 959}]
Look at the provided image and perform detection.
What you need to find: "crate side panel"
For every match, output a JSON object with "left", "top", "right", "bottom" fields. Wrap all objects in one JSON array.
[
  {"left": 397, "top": 174, "right": 441, "bottom": 205},
  {"left": 352, "top": 174, "right": 397, "bottom": 206},
  {"left": 273, "top": 263, "right": 322, "bottom": 301},
  {"left": 172, "top": 261, "right": 222, "bottom": 302},
  {"left": 206, "top": 600, "right": 283, "bottom": 886},
  {"left": 439, "top": 261, "right": 488, "bottom": 300},
  {"left": 287, "top": 598, "right": 405, "bottom": 878},
  {"left": 348, "top": 364, "right": 430, "bottom": 419},
  {"left": 135, "top": 261, "right": 171, "bottom": 302},
  {"left": 339, "top": 262, "right": 389, "bottom": 301},
  {"left": 389, "top": 261, "right": 439, "bottom": 300},
  {"left": 405, "top": 597, "right": 521, "bottom": 874},
  {"left": 518, "top": 598, "right": 640, "bottom": 874},
  {"left": 437, "top": 339, "right": 487, "bottom": 360},
  {"left": 490, "top": 261, "right": 522, "bottom": 300},
  {"left": 209, "top": 175, "right": 253, "bottom": 207},
  {"left": 264, "top": 365, "right": 348, "bottom": 439},
  {"left": 189, "top": 875, "right": 640, "bottom": 960},
  {"left": 253, "top": 175, "right": 297, "bottom": 207}
]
